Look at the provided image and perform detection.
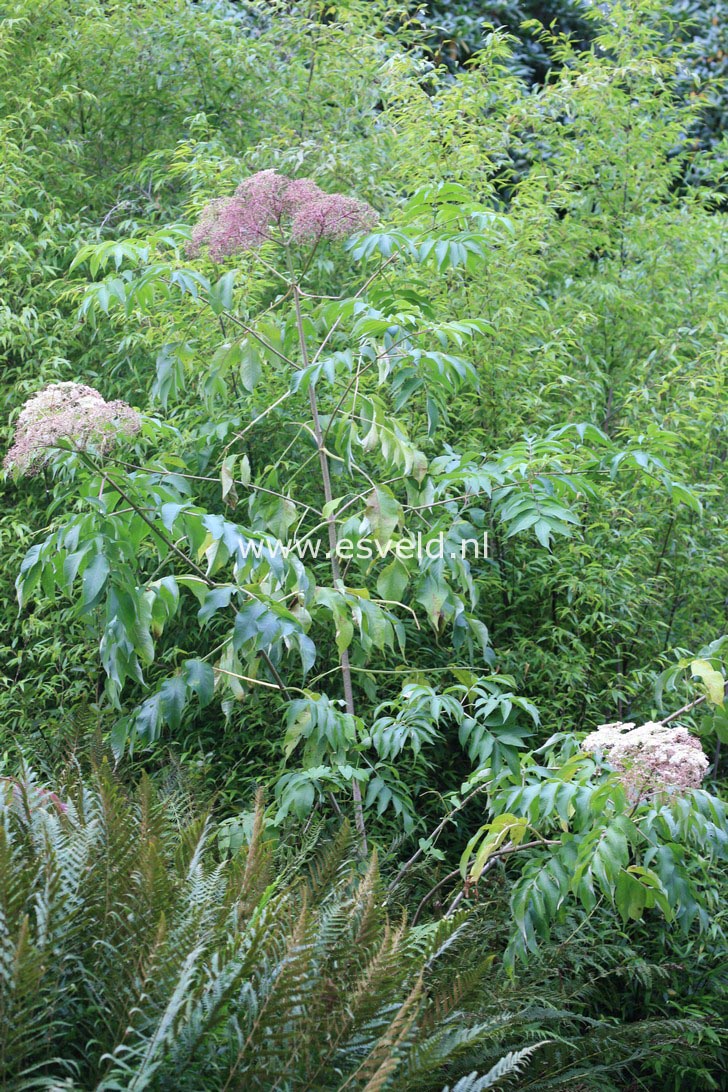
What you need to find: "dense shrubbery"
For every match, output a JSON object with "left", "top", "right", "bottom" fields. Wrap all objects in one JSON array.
[
  {"left": 1, "top": 0, "right": 726, "bottom": 1087},
  {"left": 420, "top": 0, "right": 727, "bottom": 185},
  {"left": 2, "top": 768, "right": 719, "bottom": 1090},
  {"left": 1, "top": 770, "right": 544, "bottom": 1090}
]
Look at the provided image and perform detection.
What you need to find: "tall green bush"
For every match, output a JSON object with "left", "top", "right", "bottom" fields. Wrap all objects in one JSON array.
[{"left": 0, "top": 2, "right": 726, "bottom": 1086}]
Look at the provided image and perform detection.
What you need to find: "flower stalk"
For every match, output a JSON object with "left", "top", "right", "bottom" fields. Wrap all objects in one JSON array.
[{"left": 286, "top": 244, "right": 368, "bottom": 853}]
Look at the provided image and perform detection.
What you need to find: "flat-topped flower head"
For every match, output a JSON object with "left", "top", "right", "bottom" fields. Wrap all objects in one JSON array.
[
  {"left": 188, "top": 170, "right": 377, "bottom": 260},
  {"left": 290, "top": 193, "right": 379, "bottom": 243},
  {"left": 4, "top": 382, "right": 140, "bottom": 477},
  {"left": 581, "top": 719, "right": 709, "bottom": 801}
]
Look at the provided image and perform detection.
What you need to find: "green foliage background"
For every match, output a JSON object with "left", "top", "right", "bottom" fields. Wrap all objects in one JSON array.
[{"left": 0, "top": 0, "right": 726, "bottom": 1088}]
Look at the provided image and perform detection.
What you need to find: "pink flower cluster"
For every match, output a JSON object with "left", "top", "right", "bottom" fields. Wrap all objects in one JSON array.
[
  {"left": 581, "top": 720, "right": 709, "bottom": 801},
  {"left": 188, "top": 169, "right": 377, "bottom": 260},
  {"left": 3, "top": 382, "right": 140, "bottom": 476}
]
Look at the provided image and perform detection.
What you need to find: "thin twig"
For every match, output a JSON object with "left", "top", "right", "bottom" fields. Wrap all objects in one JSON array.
[
  {"left": 444, "top": 838, "right": 562, "bottom": 918},
  {"left": 412, "top": 869, "right": 460, "bottom": 925},
  {"left": 387, "top": 784, "right": 488, "bottom": 894}
]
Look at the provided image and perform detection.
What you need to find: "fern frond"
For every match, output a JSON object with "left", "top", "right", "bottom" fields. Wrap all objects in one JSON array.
[{"left": 442, "top": 1044, "right": 547, "bottom": 1091}]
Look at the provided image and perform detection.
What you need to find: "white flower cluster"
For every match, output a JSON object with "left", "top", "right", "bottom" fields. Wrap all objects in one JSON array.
[
  {"left": 3, "top": 382, "right": 140, "bottom": 476},
  {"left": 581, "top": 720, "right": 709, "bottom": 801}
]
